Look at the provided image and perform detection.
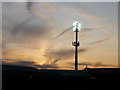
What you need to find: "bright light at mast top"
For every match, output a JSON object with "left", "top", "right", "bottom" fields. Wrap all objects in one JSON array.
[{"left": 73, "top": 21, "right": 81, "bottom": 32}]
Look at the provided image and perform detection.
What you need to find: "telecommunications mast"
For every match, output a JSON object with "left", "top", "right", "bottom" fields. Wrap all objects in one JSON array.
[{"left": 72, "top": 21, "right": 81, "bottom": 70}]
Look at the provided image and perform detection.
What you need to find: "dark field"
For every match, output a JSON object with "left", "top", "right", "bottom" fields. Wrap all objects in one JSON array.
[{"left": 2, "top": 65, "right": 120, "bottom": 90}]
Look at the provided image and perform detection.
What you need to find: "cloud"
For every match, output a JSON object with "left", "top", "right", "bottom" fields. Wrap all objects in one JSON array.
[
  {"left": 3, "top": 58, "right": 60, "bottom": 69},
  {"left": 51, "top": 27, "right": 72, "bottom": 40},
  {"left": 42, "top": 48, "right": 88, "bottom": 69},
  {"left": 69, "top": 62, "right": 116, "bottom": 67},
  {"left": 26, "top": 2, "right": 52, "bottom": 18},
  {"left": 38, "top": 56, "right": 62, "bottom": 69},
  {"left": 2, "top": 58, "right": 35, "bottom": 66},
  {"left": 45, "top": 48, "right": 87, "bottom": 59},
  {"left": 11, "top": 16, "right": 51, "bottom": 41},
  {"left": 16, "top": 61, "right": 35, "bottom": 66},
  {"left": 26, "top": 2, "right": 33, "bottom": 13},
  {"left": 31, "top": 10, "right": 48, "bottom": 19},
  {"left": 12, "top": 18, "right": 32, "bottom": 37},
  {"left": 78, "top": 62, "right": 93, "bottom": 66},
  {"left": 36, "top": 3, "right": 53, "bottom": 11},
  {"left": 50, "top": 58, "right": 62, "bottom": 66},
  {"left": 34, "top": 64, "right": 59, "bottom": 69},
  {"left": 93, "top": 62, "right": 115, "bottom": 67},
  {"left": 89, "top": 37, "right": 110, "bottom": 45},
  {"left": 69, "top": 62, "right": 93, "bottom": 66}
]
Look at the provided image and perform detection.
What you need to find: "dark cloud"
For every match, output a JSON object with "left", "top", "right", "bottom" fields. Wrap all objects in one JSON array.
[
  {"left": 11, "top": 17, "right": 51, "bottom": 42},
  {"left": 34, "top": 64, "right": 59, "bottom": 69},
  {"left": 89, "top": 37, "right": 110, "bottom": 45},
  {"left": 2, "top": 58, "right": 13, "bottom": 64},
  {"left": 12, "top": 18, "right": 32, "bottom": 37},
  {"left": 51, "top": 58, "right": 62, "bottom": 66},
  {"left": 93, "top": 62, "right": 114, "bottom": 67},
  {"left": 3, "top": 58, "right": 60, "bottom": 69},
  {"left": 78, "top": 49, "right": 87, "bottom": 53},
  {"left": 69, "top": 62, "right": 93, "bottom": 66},
  {"left": 33, "top": 58, "right": 61, "bottom": 69},
  {"left": 16, "top": 61, "right": 35, "bottom": 66},
  {"left": 46, "top": 49, "right": 73, "bottom": 58},
  {"left": 3, "top": 58, "right": 13, "bottom": 61},
  {"left": 16, "top": 25, "right": 48, "bottom": 38},
  {"left": 2, "top": 58, "right": 35, "bottom": 66},
  {"left": 43, "top": 55, "right": 62, "bottom": 67},
  {"left": 51, "top": 27, "right": 72, "bottom": 40},
  {"left": 26, "top": 2, "right": 52, "bottom": 15},
  {"left": 78, "top": 62, "right": 93, "bottom": 66},
  {"left": 81, "top": 28, "right": 103, "bottom": 32},
  {"left": 69, "top": 62, "right": 115, "bottom": 67},
  {"left": 26, "top": 2, "right": 33, "bottom": 13},
  {"left": 46, "top": 48, "right": 87, "bottom": 58}
]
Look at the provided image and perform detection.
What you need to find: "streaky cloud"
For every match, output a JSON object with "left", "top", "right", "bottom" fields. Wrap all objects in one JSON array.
[
  {"left": 51, "top": 58, "right": 62, "bottom": 66},
  {"left": 88, "top": 30, "right": 111, "bottom": 45},
  {"left": 26, "top": 2, "right": 33, "bottom": 13},
  {"left": 69, "top": 62, "right": 116, "bottom": 67},
  {"left": 45, "top": 48, "right": 88, "bottom": 60},
  {"left": 89, "top": 37, "right": 110, "bottom": 45},
  {"left": 51, "top": 26, "right": 106, "bottom": 40},
  {"left": 34, "top": 64, "right": 59, "bottom": 69},
  {"left": 12, "top": 18, "right": 32, "bottom": 37},
  {"left": 51, "top": 26, "right": 73, "bottom": 40},
  {"left": 16, "top": 61, "right": 35, "bottom": 66}
]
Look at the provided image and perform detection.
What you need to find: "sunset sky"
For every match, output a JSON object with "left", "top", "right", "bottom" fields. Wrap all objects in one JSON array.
[{"left": 2, "top": 2, "right": 118, "bottom": 70}]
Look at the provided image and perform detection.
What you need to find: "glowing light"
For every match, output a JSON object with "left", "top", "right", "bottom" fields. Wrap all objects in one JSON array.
[{"left": 73, "top": 21, "right": 81, "bottom": 32}]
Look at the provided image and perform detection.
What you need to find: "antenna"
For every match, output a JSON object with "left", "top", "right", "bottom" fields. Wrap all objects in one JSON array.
[{"left": 72, "top": 21, "right": 81, "bottom": 70}]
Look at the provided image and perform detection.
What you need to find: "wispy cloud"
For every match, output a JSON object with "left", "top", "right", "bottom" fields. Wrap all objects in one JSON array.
[
  {"left": 26, "top": 2, "right": 33, "bottom": 13},
  {"left": 12, "top": 18, "right": 32, "bottom": 37},
  {"left": 16, "top": 61, "right": 35, "bottom": 66},
  {"left": 45, "top": 48, "right": 87, "bottom": 59},
  {"left": 69, "top": 62, "right": 117, "bottom": 68},
  {"left": 34, "top": 64, "right": 59, "bottom": 69},
  {"left": 89, "top": 37, "right": 110, "bottom": 45},
  {"left": 3, "top": 58, "right": 60, "bottom": 69}
]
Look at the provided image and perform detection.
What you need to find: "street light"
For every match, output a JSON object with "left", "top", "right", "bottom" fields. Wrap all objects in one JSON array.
[{"left": 72, "top": 21, "right": 81, "bottom": 70}]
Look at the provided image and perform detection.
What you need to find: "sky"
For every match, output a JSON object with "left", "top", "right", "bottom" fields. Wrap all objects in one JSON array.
[{"left": 2, "top": 2, "right": 118, "bottom": 70}]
